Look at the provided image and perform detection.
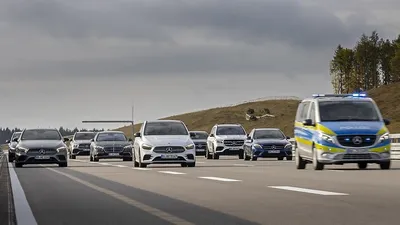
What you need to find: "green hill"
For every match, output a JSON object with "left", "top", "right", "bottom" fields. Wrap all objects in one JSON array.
[{"left": 117, "top": 82, "right": 400, "bottom": 137}]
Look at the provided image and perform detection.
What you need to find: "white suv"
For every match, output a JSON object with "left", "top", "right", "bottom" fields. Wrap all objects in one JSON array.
[
  {"left": 133, "top": 120, "right": 196, "bottom": 168},
  {"left": 206, "top": 124, "right": 247, "bottom": 160}
]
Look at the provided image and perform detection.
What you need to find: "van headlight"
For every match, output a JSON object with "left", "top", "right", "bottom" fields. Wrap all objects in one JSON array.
[
  {"left": 320, "top": 133, "right": 334, "bottom": 143},
  {"left": 185, "top": 144, "right": 195, "bottom": 150},
  {"left": 379, "top": 133, "right": 390, "bottom": 142}
]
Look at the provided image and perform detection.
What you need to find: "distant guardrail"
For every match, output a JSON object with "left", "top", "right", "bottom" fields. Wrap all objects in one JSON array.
[{"left": 289, "top": 133, "right": 400, "bottom": 160}]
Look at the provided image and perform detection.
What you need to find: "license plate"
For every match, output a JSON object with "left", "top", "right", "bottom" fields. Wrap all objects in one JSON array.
[
  {"left": 35, "top": 155, "right": 50, "bottom": 160},
  {"left": 230, "top": 147, "right": 241, "bottom": 150},
  {"left": 109, "top": 153, "right": 120, "bottom": 156},
  {"left": 268, "top": 150, "right": 280, "bottom": 153},
  {"left": 347, "top": 148, "right": 369, "bottom": 153},
  {"left": 83, "top": 149, "right": 90, "bottom": 151},
  {"left": 161, "top": 155, "right": 178, "bottom": 159},
  {"left": 196, "top": 149, "right": 205, "bottom": 152}
]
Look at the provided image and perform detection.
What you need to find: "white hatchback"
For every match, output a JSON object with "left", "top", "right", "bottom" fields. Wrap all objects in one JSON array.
[{"left": 133, "top": 120, "right": 196, "bottom": 168}]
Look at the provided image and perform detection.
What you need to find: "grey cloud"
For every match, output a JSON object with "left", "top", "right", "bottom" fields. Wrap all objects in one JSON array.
[{"left": 1, "top": 0, "right": 377, "bottom": 48}]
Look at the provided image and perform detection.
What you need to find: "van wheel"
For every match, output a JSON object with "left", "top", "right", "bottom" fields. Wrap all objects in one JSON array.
[
  {"left": 358, "top": 162, "right": 368, "bottom": 169},
  {"left": 380, "top": 161, "right": 391, "bottom": 170},
  {"left": 238, "top": 150, "right": 244, "bottom": 159},
  {"left": 295, "top": 145, "right": 306, "bottom": 169},
  {"left": 312, "top": 148, "right": 324, "bottom": 170}
]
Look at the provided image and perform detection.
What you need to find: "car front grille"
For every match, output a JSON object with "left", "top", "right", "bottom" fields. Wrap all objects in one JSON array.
[
  {"left": 78, "top": 144, "right": 91, "bottom": 149},
  {"left": 195, "top": 143, "right": 207, "bottom": 149},
  {"left": 262, "top": 145, "right": 285, "bottom": 150},
  {"left": 153, "top": 146, "right": 186, "bottom": 154},
  {"left": 27, "top": 148, "right": 57, "bottom": 155},
  {"left": 342, "top": 154, "right": 372, "bottom": 160},
  {"left": 224, "top": 140, "right": 244, "bottom": 146},
  {"left": 104, "top": 147, "right": 124, "bottom": 153},
  {"left": 337, "top": 135, "right": 376, "bottom": 147}
]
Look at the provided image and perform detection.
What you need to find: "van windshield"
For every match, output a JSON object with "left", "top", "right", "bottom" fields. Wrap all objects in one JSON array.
[{"left": 319, "top": 101, "right": 381, "bottom": 122}]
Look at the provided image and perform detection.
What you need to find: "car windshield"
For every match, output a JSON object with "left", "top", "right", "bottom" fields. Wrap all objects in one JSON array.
[
  {"left": 254, "top": 130, "right": 285, "bottom": 139},
  {"left": 11, "top": 132, "right": 21, "bottom": 140},
  {"left": 74, "top": 132, "right": 96, "bottom": 140},
  {"left": 216, "top": 126, "right": 246, "bottom": 135},
  {"left": 21, "top": 129, "right": 62, "bottom": 140},
  {"left": 144, "top": 122, "right": 188, "bottom": 135},
  {"left": 319, "top": 101, "right": 381, "bottom": 122},
  {"left": 191, "top": 132, "right": 208, "bottom": 139},
  {"left": 96, "top": 133, "right": 127, "bottom": 141}
]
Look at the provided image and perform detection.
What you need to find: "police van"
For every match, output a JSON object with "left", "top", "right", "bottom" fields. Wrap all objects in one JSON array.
[{"left": 294, "top": 93, "right": 391, "bottom": 170}]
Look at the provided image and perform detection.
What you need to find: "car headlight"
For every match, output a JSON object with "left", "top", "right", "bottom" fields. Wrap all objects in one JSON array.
[
  {"left": 95, "top": 146, "right": 104, "bottom": 151},
  {"left": 17, "top": 147, "right": 28, "bottom": 153},
  {"left": 379, "top": 133, "right": 390, "bottom": 142},
  {"left": 216, "top": 139, "right": 224, "bottom": 144},
  {"left": 141, "top": 144, "right": 153, "bottom": 150},
  {"left": 57, "top": 147, "right": 67, "bottom": 153},
  {"left": 319, "top": 133, "right": 334, "bottom": 143},
  {"left": 124, "top": 145, "right": 132, "bottom": 149},
  {"left": 285, "top": 143, "right": 292, "bottom": 149},
  {"left": 185, "top": 143, "right": 195, "bottom": 150},
  {"left": 253, "top": 144, "right": 262, "bottom": 149}
]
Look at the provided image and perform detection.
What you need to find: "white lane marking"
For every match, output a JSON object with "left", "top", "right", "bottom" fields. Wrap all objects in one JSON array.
[
  {"left": 198, "top": 176, "right": 242, "bottom": 182},
  {"left": 233, "top": 164, "right": 254, "bottom": 167},
  {"left": 267, "top": 186, "right": 349, "bottom": 196},
  {"left": 114, "top": 165, "right": 128, "bottom": 168},
  {"left": 158, "top": 171, "right": 186, "bottom": 175},
  {"left": 46, "top": 168, "right": 194, "bottom": 225},
  {"left": 132, "top": 168, "right": 152, "bottom": 171},
  {"left": 8, "top": 163, "right": 38, "bottom": 225}
]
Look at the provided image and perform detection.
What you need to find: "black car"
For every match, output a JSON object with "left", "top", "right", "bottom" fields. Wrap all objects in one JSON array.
[
  {"left": 13, "top": 128, "right": 69, "bottom": 167},
  {"left": 243, "top": 128, "right": 292, "bottom": 161},
  {"left": 190, "top": 131, "right": 208, "bottom": 156}
]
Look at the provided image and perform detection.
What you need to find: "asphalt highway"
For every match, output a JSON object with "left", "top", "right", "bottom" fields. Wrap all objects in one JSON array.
[{"left": 6, "top": 153, "right": 400, "bottom": 225}]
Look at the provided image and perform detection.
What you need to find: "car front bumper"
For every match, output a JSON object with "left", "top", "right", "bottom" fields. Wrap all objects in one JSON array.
[
  {"left": 317, "top": 150, "right": 391, "bottom": 164},
  {"left": 252, "top": 149, "right": 292, "bottom": 158},
  {"left": 215, "top": 144, "right": 243, "bottom": 155},
  {"left": 15, "top": 153, "right": 67, "bottom": 164},
  {"left": 140, "top": 151, "right": 195, "bottom": 164},
  {"left": 94, "top": 152, "right": 132, "bottom": 159},
  {"left": 72, "top": 148, "right": 91, "bottom": 156}
]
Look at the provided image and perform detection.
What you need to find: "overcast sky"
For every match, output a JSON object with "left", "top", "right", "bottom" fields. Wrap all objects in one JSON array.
[{"left": 1, "top": 0, "right": 399, "bottom": 130}]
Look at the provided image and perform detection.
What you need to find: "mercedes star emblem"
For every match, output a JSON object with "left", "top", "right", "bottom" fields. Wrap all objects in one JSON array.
[
  {"left": 352, "top": 136, "right": 363, "bottom": 145},
  {"left": 166, "top": 147, "right": 173, "bottom": 153},
  {"left": 271, "top": 145, "right": 276, "bottom": 150},
  {"left": 39, "top": 149, "right": 46, "bottom": 155}
]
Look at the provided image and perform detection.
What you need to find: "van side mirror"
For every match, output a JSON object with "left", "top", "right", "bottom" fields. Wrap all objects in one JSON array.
[
  {"left": 302, "top": 119, "right": 314, "bottom": 126},
  {"left": 384, "top": 119, "right": 390, "bottom": 126},
  {"left": 134, "top": 132, "right": 141, "bottom": 138}
]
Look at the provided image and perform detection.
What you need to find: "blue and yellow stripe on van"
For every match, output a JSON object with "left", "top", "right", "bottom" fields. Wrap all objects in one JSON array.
[{"left": 294, "top": 121, "right": 391, "bottom": 153}]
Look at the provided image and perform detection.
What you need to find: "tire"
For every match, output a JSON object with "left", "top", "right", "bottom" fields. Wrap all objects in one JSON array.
[
  {"left": 89, "top": 154, "right": 93, "bottom": 161},
  {"left": 380, "top": 161, "right": 391, "bottom": 170},
  {"left": 59, "top": 162, "right": 68, "bottom": 167},
  {"left": 295, "top": 145, "right": 306, "bottom": 170},
  {"left": 238, "top": 150, "right": 244, "bottom": 159},
  {"left": 15, "top": 163, "right": 23, "bottom": 168},
  {"left": 71, "top": 155, "right": 76, "bottom": 159},
  {"left": 123, "top": 157, "right": 133, "bottom": 161},
  {"left": 187, "top": 162, "right": 196, "bottom": 167},
  {"left": 181, "top": 163, "right": 187, "bottom": 167},
  {"left": 8, "top": 154, "right": 14, "bottom": 162},
  {"left": 312, "top": 148, "right": 324, "bottom": 170},
  {"left": 93, "top": 157, "right": 99, "bottom": 162},
  {"left": 251, "top": 156, "right": 258, "bottom": 161},
  {"left": 286, "top": 156, "right": 293, "bottom": 161},
  {"left": 212, "top": 144, "right": 219, "bottom": 160},
  {"left": 244, "top": 150, "right": 251, "bottom": 161},
  {"left": 205, "top": 146, "right": 213, "bottom": 160},
  {"left": 357, "top": 162, "right": 368, "bottom": 170},
  {"left": 277, "top": 157, "right": 284, "bottom": 160}
]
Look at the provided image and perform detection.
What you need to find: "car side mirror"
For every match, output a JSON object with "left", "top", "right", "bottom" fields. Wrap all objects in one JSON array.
[
  {"left": 134, "top": 132, "right": 141, "bottom": 138},
  {"left": 383, "top": 119, "right": 390, "bottom": 126},
  {"left": 247, "top": 136, "right": 251, "bottom": 140},
  {"left": 5, "top": 140, "right": 10, "bottom": 144},
  {"left": 209, "top": 134, "right": 214, "bottom": 137},
  {"left": 90, "top": 139, "right": 94, "bottom": 142},
  {"left": 286, "top": 136, "right": 291, "bottom": 139},
  {"left": 190, "top": 132, "right": 196, "bottom": 138},
  {"left": 63, "top": 138, "right": 69, "bottom": 142},
  {"left": 12, "top": 138, "right": 19, "bottom": 142},
  {"left": 128, "top": 138, "right": 133, "bottom": 142},
  {"left": 302, "top": 119, "right": 314, "bottom": 126}
]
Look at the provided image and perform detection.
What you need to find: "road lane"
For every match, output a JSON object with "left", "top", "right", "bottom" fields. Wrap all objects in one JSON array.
[{"left": 10, "top": 155, "right": 400, "bottom": 225}]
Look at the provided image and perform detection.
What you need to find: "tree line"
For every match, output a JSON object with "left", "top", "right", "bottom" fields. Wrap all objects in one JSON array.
[
  {"left": 0, "top": 127, "right": 105, "bottom": 144},
  {"left": 330, "top": 31, "right": 400, "bottom": 93}
]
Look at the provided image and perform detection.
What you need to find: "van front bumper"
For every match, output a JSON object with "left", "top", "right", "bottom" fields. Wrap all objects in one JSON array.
[{"left": 317, "top": 151, "right": 391, "bottom": 164}]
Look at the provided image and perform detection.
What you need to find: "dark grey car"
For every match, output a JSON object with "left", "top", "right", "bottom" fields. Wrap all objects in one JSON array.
[
  {"left": 6, "top": 131, "right": 22, "bottom": 162},
  {"left": 89, "top": 131, "right": 133, "bottom": 162},
  {"left": 14, "top": 128, "right": 69, "bottom": 167},
  {"left": 190, "top": 131, "right": 208, "bottom": 156}
]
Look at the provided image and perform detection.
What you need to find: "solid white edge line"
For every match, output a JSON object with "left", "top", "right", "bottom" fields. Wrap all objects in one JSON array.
[
  {"left": 8, "top": 163, "right": 38, "bottom": 225},
  {"left": 114, "top": 165, "right": 128, "bottom": 168},
  {"left": 268, "top": 186, "right": 349, "bottom": 196},
  {"left": 158, "top": 171, "right": 186, "bottom": 175},
  {"left": 198, "top": 176, "right": 242, "bottom": 182}
]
